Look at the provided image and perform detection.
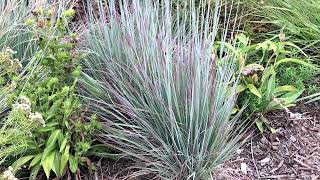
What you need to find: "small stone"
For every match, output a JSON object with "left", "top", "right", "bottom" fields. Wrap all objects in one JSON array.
[
  {"left": 236, "top": 149, "right": 243, "bottom": 154},
  {"left": 290, "top": 136, "right": 297, "bottom": 142},
  {"left": 272, "top": 145, "right": 279, "bottom": 150},
  {"left": 260, "top": 157, "right": 271, "bottom": 166},
  {"left": 299, "top": 149, "right": 305, "bottom": 155},
  {"left": 240, "top": 163, "right": 248, "bottom": 174}
]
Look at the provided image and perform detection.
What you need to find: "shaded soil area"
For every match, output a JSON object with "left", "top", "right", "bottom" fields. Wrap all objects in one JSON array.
[{"left": 218, "top": 101, "right": 320, "bottom": 180}]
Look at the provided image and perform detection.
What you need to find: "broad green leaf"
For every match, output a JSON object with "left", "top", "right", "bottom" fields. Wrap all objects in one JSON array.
[
  {"left": 69, "top": 154, "right": 79, "bottom": 173},
  {"left": 266, "top": 89, "right": 304, "bottom": 111},
  {"left": 42, "top": 151, "right": 56, "bottom": 178},
  {"left": 274, "top": 85, "right": 297, "bottom": 93},
  {"left": 42, "top": 129, "right": 61, "bottom": 162},
  {"left": 264, "top": 74, "right": 275, "bottom": 100},
  {"left": 261, "top": 66, "right": 275, "bottom": 85},
  {"left": 247, "top": 84, "right": 262, "bottom": 98},
  {"left": 256, "top": 119, "right": 264, "bottom": 133},
  {"left": 236, "top": 85, "right": 246, "bottom": 93},
  {"left": 281, "top": 89, "right": 304, "bottom": 105},
  {"left": 46, "top": 103, "right": 59, "bottom": 120},
  {"left": 256, "top": 41, "right": 269, "bottom": 52},
  {"left": 237, "top": 33, "right": 249, "bottom": 46},
  {"left": 30, "top": 154, "right": 42, "bottom": 167},
  {"left": 37, "top": 122, "right": 59, "bottom": 132},
  {"left": 59, "top": 136, "right": 68, "bottom": 152},
  {"left": 12, "top": 155, "right": 35, "bottom": 173},
  {"left": 52, "top": 151, "right": 61, "bottom": 176},
  {"left": 60, "top": 145, "right": 70, "bottom": 174}
]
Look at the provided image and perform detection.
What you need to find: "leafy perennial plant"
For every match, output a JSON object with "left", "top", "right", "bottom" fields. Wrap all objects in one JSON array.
[
  {"left": 1, "top": 7, "right": 101, "bottom": 179},
  {"left": 221, "top": 34, "right": 317, "bottom": 132}
]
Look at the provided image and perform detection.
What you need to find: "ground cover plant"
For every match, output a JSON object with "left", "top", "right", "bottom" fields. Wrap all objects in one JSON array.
[{"left": 244, "top": 0, "right": 320, "bottom": 101}]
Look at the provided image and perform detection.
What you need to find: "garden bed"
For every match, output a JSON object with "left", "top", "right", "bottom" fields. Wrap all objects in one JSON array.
[{"left": 218, "top": 102, "right": 320, "bottom": 179}]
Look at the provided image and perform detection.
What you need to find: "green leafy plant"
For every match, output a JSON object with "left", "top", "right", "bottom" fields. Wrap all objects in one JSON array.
[
  {"left": 1, "top": 7, "right": 101, "bottom": 179},
  {"left": 81, "top": 0, "right": 247, "bottom": 179},
  {"left": 0, "top": 48, "right": 21, "bottom": 114},
  {"left": 222, "top": 34, "right": 318, "bottom": 132}
]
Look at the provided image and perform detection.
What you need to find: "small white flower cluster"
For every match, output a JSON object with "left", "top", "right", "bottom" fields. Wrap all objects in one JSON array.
[
  {"left": 29, "top": 112, "right": 45, "bottom": 126},
  {"left": 0, "top": 48, "right": 22, "bottom": 73},
  {"left": 13, "top": 96, "right": 31, "bottom": 115},
  {"left": 12, "top": 96, "right": 45, "bottom": 126},
  {"left": 2, "top": 166, "right": 18, "bottom": 180},
  {"left": 5, "top": 48, "right": 17, "bottom": 54}
]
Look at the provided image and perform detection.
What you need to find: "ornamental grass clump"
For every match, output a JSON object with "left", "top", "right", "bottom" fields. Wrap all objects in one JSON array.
[
  {"left": 81, "top": 0, "right": 247, "bottom": 179},
  {"left": 252, "top": 0, "right": 320, "bottom": 58}
]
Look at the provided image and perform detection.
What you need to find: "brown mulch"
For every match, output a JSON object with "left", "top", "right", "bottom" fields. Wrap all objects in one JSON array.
[{"left": 218, "top": 101, "right": 320, "bottom": 180}]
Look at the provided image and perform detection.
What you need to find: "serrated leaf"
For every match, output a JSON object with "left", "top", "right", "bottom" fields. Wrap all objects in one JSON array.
[
  {"left": 247, "top": 84, "right": 262, "bottom": 98},
  {"left": 42, "top": 151, "right": 56, "bottom": 178}
]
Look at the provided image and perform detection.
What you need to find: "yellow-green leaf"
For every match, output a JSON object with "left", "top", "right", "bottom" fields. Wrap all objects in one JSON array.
[
  {"left": 30, "top": 154, "right": 42, "bottom": 167},
  {"left": 42, "top": 151, "right": 56, "bottom": 178},
  {"left": 59, "top": 136, "right": 68, "bottom": 152},
  {"left": 256, "top": 119, "right": 264, "bottom": 133},
  {"left": 60, "top": 145, "right": 70, "bottom": 174},
  {"left": 275, "top": 85, "right": 297, "bottom": 93},
  {"left": 236, "top": 85, "right": 246, "bottom": 93},
  {"left": 247, "top": 84, "right": 262, "bottom": 98},
  {"left": 12, "top": 155, "right": 35, "bottom": 173},
  {"left": 69, "top": 154, "right": 79, "bottom": 173},
  {"left": 42, "top": 129, "right": 61, "bottom": 162}
]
